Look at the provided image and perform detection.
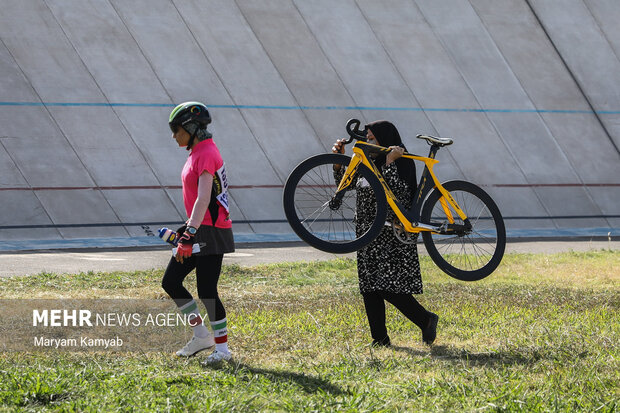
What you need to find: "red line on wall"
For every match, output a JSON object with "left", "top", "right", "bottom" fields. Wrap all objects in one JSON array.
[
  {"left": 0, "top": 183, "right": 619, "bottom": 191},
  {"left": 489, "top": 183, "right": 620, "bottom": 188},
  {"left": 0, "top": 185, "right": 281, "bottom": 191}
]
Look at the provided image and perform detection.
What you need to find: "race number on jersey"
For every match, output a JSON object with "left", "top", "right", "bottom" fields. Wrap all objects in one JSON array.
[{"left": 214, "top": 163, "right": 230, "bottom": 214}]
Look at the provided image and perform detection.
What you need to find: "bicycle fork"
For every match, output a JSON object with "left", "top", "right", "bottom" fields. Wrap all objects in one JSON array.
[{"left": 330, "top": 153, "right": 364, "bottom": 209}]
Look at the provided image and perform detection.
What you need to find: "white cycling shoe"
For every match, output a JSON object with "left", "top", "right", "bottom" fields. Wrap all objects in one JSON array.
[
  {"left": 175, "top": 335, "right": 215, "bottom": 357},
  {"left": 201, "top": 349, "right": 232, "bottom": 365}
]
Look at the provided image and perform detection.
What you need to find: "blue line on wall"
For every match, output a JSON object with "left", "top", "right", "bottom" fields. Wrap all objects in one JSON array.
[{"left": 0, "top": 101, "right": 618, "bottom": 115}]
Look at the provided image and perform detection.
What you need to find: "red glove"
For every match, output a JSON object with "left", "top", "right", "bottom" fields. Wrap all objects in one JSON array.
[{"left": 175, "top": 231, "right": 194, "bottom": 263}]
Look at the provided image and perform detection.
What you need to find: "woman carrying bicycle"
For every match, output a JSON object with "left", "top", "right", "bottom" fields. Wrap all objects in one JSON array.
[
  {"left": 162, "top": 102, "right": 235, "bottom": 364},
  {"left": 332, "top": 120, "right": 438, "bottom": 347}
]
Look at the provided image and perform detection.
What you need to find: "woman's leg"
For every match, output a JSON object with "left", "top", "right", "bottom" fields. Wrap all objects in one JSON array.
[
  {"left": 380, "top": 291, "right": 438, "bottom": 345},
  {"left": 362, "top": 291, "right": 390, "bottom": 346},
  {"left": 161, "top": 256, "right": 196, "bottom": 305},
  {"left": 162, "top": 256, "right": 212, "bottom": 355},
  {"left": 195, "top": 254, "right": 226, "bottom": 321},
  {"left": 380, "top": 291, "right": 430, "bottom": 330},
  {"left": 196, "top": 254, "right": 230, "bottom": 358}
]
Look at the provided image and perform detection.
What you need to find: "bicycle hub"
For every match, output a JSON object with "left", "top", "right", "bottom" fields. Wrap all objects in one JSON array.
[{"left": 329, "top": 197, "right": 342, "bottom": 210}]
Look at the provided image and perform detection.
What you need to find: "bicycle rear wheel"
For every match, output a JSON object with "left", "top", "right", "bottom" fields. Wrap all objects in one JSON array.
[
  {"left": 421, "top": 180, "right": 506, "bottom": 281},
  {"left": 283, "top": 153, "right": 387, "bottom": 254}
]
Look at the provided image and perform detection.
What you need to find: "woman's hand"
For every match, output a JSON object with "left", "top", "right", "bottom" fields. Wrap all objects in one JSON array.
[
  {"left": 332, "top": 139, "right": 346, "bottom": 171},
  {"left": 175, "top": 231, "right": 194, "bottom": 264},
  {"left": 385, "top": 146, "right": 404, "bottom": 165},
  {"left": 332, "top": 139, "right": 346, "bottom": 154}
]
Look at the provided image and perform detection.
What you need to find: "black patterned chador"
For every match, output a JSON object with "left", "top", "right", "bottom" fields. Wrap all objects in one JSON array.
[{"left": 355, "top": 162, "right": 422, "bottom": 294}]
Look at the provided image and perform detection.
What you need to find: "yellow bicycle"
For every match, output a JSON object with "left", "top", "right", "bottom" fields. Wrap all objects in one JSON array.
[{"left": 283, "top": 119, "right": 506, "bottom": 281}]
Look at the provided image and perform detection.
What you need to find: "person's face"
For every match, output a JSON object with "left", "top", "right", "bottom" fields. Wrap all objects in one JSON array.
[
  {"left": 172, "top": 125, "right": 191, "bottom": 147},
  {"left": 366, "top": 129, "right": 379, "bottom": 145},
  {"left": 366, "top": 129, "right": 382, "bottom": 159}
]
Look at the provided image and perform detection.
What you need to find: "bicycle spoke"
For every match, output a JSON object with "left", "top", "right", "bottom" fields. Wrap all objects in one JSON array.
[
  {"left": 294, "top": 164, "right": 358, "bottom": 243},
  {"left": 466, "top": 235, "right": 490, "bottom": 268},
  {"left": 301, "top": 201, "right": 330, "bottom": 227}
]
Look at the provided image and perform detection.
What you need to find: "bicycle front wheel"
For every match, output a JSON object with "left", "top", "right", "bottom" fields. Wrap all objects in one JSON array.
[
  {"left": 421, "top": 180, "right": 506, "bottom": 281},
  {"left": 283, "top": 153, "right": 387, "bottom": 254}
]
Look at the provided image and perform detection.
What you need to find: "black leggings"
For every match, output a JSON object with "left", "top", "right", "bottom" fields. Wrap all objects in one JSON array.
[
  {"left": 362, "top": 290, "right": 431, "bottom": 342},
  {"left": 161, "top": 254, "right": 226, "bottom": 322}
]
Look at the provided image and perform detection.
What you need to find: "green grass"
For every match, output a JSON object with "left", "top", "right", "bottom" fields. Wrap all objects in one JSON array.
[{"left": 0, "top": 251, "right": 618, "bottom": 412}]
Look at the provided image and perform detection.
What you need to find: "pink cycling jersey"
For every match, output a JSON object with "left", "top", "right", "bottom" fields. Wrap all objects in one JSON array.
[{"left": 181, "top": 139, "right": 232, "bottom": 228}]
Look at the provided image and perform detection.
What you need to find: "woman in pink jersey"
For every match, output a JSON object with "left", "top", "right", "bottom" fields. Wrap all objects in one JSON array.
[{"left": 162, "top": 102, "right": 235, "bottom": 364}]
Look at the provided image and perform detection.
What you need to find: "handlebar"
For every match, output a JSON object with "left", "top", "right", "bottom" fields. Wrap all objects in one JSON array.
[{"left": 344, "top": 118, "right": 367, "bottom": 144}]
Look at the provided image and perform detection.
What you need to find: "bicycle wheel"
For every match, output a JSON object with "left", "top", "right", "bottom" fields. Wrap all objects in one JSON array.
[
  {"left": 421, "top": 180, "right": 506, "bottom": 281},
  {"left": 283, "top": 153, "right": 387, "bottom": 254}
]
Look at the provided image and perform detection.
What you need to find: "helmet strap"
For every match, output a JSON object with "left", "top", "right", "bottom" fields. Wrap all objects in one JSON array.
[
  {"left": 186, "top": 128, "right": 197, "bottom": 151},
  {"left": 184, "top": 123, "right": 211, "bottom": 150}
]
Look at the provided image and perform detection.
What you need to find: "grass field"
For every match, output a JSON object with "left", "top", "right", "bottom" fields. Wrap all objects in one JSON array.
[{"left": 0, "top": 251, "right": 618, "bottom": 412}]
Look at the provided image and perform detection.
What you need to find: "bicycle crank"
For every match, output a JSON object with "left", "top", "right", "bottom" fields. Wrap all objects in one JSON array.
[{"left": 390, "top": 218, "right": 419, "bottom": 244}]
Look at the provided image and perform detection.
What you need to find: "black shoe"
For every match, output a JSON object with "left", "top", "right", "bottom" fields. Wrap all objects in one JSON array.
[
  {"left": 422, "top": 312, "right": 439, "bottom": 345},
  {"left": 371, "top": 335, "right": 391, "bottom": 347}
]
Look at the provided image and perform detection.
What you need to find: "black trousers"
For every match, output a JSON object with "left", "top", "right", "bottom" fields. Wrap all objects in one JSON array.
[
  {"left": 362, "top": 290, "right": 431, "bottom": 343},
  {"left": 161, "top": 254, "right": 226, "bottom": 322}
]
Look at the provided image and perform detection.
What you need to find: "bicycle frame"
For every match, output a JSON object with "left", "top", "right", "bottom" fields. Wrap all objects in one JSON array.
[{"left": 335, "top": 141, "right": 471, "bottom": 234}]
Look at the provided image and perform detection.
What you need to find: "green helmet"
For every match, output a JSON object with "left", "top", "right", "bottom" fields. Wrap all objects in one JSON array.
[{"left": 168, "top": 101, "right": 211, "bottom": 133}]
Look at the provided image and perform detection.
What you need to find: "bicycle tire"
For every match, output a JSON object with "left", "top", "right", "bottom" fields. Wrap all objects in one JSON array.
[
  {"left": 421, "top": 180, "right": 506, "bottom": 281},
  {"left": 283, "top": 153, "right": 387, "bottom": 254}
]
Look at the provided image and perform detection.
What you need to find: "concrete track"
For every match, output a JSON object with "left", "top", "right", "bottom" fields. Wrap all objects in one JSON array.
[{"left": 1, "top": 240, "right": 618, "bottom": 278}]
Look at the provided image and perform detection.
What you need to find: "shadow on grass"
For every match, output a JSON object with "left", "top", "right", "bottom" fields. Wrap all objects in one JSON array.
[
  {"left": 389, "top": 346, "right": 430, "bottom": 357},
  {"left": 376, "top": 342, "right": 592, "bottom": 368},
  {"left": 206, "top": 361, "right": 349, "bottom": 395},
  {"left": 427, "top": 345, "right": 542, "bottom": 366},
  {"left": 17, "top": 392, "right": 73, "bottom": 408},
  {"left": 389, "top": 344, "right": 546, "bottom": 367}
]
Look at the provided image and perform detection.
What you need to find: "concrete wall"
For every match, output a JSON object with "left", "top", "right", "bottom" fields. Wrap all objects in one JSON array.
[{"left": 0, "top": 0, "right": 618, "bottom": 248}]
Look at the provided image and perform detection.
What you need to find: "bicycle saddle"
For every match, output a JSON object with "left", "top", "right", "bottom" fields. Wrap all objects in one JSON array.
[{"left": 416, "top": 134, "right": 453, "bottom": 147}]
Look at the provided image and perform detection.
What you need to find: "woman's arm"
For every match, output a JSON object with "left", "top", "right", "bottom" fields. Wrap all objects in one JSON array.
[
  {"left": 187, "top": 171, "right": 214, "bottom": 229},
  {"left": 176, "top": 170, "right": 213, "bottom": 263}
]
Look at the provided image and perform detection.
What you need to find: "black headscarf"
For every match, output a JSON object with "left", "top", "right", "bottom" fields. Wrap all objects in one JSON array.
[
  {"left": 366, "top": 120, "right": 417, "bottom": 188},
  {"left": 184, "top": 122, "right": 212, "bottom": 151}
]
